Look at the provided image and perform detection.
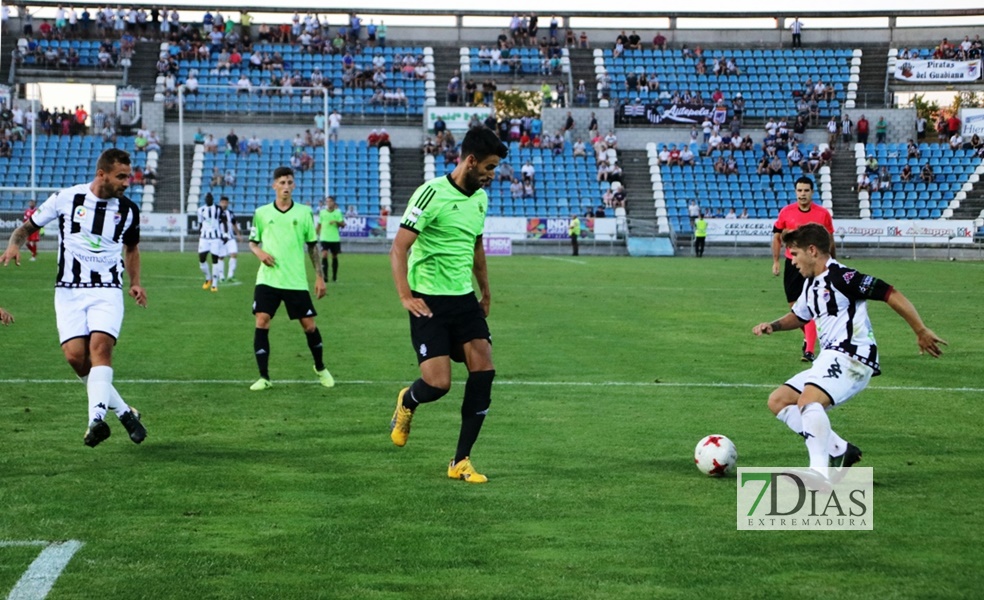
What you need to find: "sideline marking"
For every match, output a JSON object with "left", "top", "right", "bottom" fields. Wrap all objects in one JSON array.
[
  {"left": 0, "top": 379, "right": 980, "bottom": 393},
  {"left": 538, "top": 256, "right": 588, "bottom": 265},
  {"left": 3, "top": 540, "right": 83, "bottom": 600}
]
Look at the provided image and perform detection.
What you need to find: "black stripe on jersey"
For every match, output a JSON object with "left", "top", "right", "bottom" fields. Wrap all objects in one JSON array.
[
  {"left": 91, "top": 201, "right": 108, "bottom": 234},
  {"left": 841, "top": 297, "right": 858, "bottom": 357},
  {"left": 90, "top": 270, "right": 102, "bottom": 286},
  {"left": 823, "top": 280, "right": 839, "bottom": 317},
  {"left": 56, "top": 214, "right": 67, "bottom": 283},
  {"left": 109, "top": 264, "right": 120, "bottom": 287},
  {"left": 114, "top": 197, "right": 133, "bottom": 243},
  {"left": 414, "top": 187, "right": 436, "bottom": 211},
  {"left": 69, "top": 194, "right": 86, "bottom": 234},
  {"left": 71, "top": 254, "right": 83, "bottom": 285}
]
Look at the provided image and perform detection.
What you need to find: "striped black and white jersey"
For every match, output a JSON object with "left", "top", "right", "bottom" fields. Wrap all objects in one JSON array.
[
  {"left": 30, "top": 183, "right": 140, "bottom": 290},
  {"left": 197, "top": 204, "right": 226, "bottom": 240},
  {"left": 792, "top": 258, "right": 894, "bottom": 375},
  {"left": 220, "top": 208, "right": 237, "bottom": 237}
]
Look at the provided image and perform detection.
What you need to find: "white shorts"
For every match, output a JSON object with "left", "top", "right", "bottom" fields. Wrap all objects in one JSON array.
[
  {"left": 224, "top": 238, "right": 239, "bottom": 255},
  {"left": 784, "top": 350, "right": 874, "bottom": 406},
  {"left": 54, "top": 287, "right": 125, "bottom": 344},
  {"left": 197, "top": 238, "right": 227, "bottom": 257}
]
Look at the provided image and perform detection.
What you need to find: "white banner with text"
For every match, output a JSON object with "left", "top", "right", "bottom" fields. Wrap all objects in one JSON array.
[{"left": 704, "top": 218, "right": 977, "bottom": 245}]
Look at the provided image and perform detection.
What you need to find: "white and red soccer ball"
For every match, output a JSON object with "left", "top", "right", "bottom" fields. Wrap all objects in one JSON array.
[{"left": 694, "top": 435, "right": 738, "bottom": 477}]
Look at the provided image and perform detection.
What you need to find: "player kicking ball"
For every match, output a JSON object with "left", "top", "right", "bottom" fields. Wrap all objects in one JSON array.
[
  {"left": 389, "top": 127, "right": 507, "bottom": 483},
  {"left": 1, "top": 149, "right": 148, "bottom": 447},
  {"left": 753, "top": 223, "right": 946, "bottom": 480}
]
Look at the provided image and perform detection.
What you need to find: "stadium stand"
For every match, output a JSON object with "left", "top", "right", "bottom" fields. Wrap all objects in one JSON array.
[
  {"left": 857, "top": 143, "right": 983, "bottom": 219},
  {"left": 17, "top": 39, "right": 123, "bottom": 69},
  {"left": 433, "top": 143, "right": 601, "bottom": 217},
  {"left": 655, "top": 142, "right": 825, "bottom": 233},
  {"left": 176, "top": 45, "right": 431, "bottom": 115},
  {"left": 0, "top": 136, "right": 152, "bottom": 211},
  {"left": 600, "top": 48, "right": 855, "bottom": 119},
  {"left": 195, "top": 139, "right": 381, "bottom": 215}
]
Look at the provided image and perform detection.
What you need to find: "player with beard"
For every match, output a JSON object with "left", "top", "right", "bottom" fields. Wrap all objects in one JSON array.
[{"left": 388, "top": 127, "right": 507, "bottom": 483}]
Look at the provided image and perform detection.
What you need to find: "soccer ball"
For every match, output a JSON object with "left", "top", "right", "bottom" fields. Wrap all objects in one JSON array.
[{"left": 694, "top": 435, "right": 738, "bottom": 477}]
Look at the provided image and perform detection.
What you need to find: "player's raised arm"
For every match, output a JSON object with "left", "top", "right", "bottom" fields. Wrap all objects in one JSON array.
[{"left": 885, "top": 289, "right": 947, "bottom": 357}]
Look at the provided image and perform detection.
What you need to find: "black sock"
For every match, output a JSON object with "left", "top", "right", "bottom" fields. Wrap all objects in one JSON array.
[
  {"left": 321, "top": 258, "right": 329, "bottom": 282},
  {"left": 254, "top": 328, "right": 270, "bottom": 379},
  {"left": 331, "top": 257, "right": 339, "bottom": 281},
  {"left": 404, "top": 378, "right": 449, "bottom": 411},
  {"left": 454, "top": 370, "right": 495, "bottom": 463},
  {"left": 306, "top": 328, "right": 325, "bottom": 371}
]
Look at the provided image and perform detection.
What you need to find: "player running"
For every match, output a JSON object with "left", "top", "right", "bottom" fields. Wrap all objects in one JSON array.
[
  {"left": 218, "top": 195, "right": 241, "bottom": 282},
  {"left": 197, "top": 192, "right": 227, "bottom": 292},
  {"left": 316, "top": 196, "right": 344, "bottom": 283}
]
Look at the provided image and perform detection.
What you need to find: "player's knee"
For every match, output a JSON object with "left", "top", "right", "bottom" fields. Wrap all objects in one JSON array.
[
  {"left": 198, "top": 252, "right": 208, "bottom": 262},
  {"left": 63, "top": 350, "right": 87, "bottom": 374},
  {"left": 767, "top": 389, "right": 796, "bottom": 415},
  {"left": 255, "top": 314, "right": 272, "bottom": 329},
  {"left": 414, "top": 378, "right": 450, "bottom": 402}
]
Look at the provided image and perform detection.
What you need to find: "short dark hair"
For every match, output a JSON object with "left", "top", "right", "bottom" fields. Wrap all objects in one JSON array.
[
  {"left": 273, "top": 166, "right": 294, "bottom": 180},
  {"left": 782, "top": 223, "right": 831, "bottom": 253},
  {"left": 96, "top": 148, "right": 131, "bottom": 173},
  {"left": 460, "top": 127, "right": 508, "bottom": 162},
  {"left": 219, "top": 195, "right": 229, "bottom": 202},
  {"left": 794, "top": 175, "right": 814, "bottom": 190}
]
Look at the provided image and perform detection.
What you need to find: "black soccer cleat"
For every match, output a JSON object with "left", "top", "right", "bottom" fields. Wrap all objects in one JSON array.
[
  {"left": 830, "top": 442, "right": 863, "bottom": 469},
  {"left": 801, "top": 351, "right": 816, "bottom": 363},
  {"left": 119, "top": 408, "right": 147, "bottom": 444},
  {"left": 83, "top": 419, "right": 111, "bottom": 447}
]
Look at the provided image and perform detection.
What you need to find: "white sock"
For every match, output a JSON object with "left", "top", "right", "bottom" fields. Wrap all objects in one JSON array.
[
  {"left": 212, "top": 262, "right": 223, "bottom": 286},
  {"left": 228, "top": 257, "right": 237, "bottom": 278},
  {"left": 800, "top": 403, "right": 831, "bottom": 478},
  {"left": 200, "top": 261, "right": 211, "bottom": 281},
  {"left": 81, "top": 373, "right": 130, "bottom": 417},
  {"left": 827, "top": 430, "right": 848, "bottom": 458},
  {"left": 776, "top": 405, "right": 803, "bottom": 435},
  {"left": 87, "top": 366, "right": 113, "bottom": 424}
]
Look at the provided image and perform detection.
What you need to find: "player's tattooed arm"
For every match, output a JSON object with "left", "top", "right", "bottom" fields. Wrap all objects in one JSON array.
[
  {"left": 307, "top": 242, "right": 323, "bottom": 279},
  {"left": 7, "top": 221, "right": 39, "bottom": 248},
  {"left": 770, "top": 319, "right": 784, "bottom": 332}
]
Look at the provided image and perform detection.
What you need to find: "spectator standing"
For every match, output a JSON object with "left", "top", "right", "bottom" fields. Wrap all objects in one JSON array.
[
  {"left": 875, "top": 116, "right": 888, "bottom": 144},
  {"left": 568, "top": 214, "right": 581, "bottom": 256},
  {"left": 856, "top": 115, "right": 869, "bottom": 145},
  {"left": 790, "top": 18, "right": 803, "bottom": 48},
  {"left": 915, "top": 114, "right": 927, "bottom": 140},
  {"left": 694, "top": 213, "right": 707, "bottom": 257}
]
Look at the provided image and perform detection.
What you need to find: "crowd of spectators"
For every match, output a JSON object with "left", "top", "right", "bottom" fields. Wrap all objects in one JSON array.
[{"left": 898, "top": 35, "right": 983, "bottom": 60}]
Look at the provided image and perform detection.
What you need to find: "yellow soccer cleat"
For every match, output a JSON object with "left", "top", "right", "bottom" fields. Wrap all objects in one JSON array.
[
  {"left": 448, "top": 457, "right": 488, "bottom": 483},
  {"left": 249, "top": 377, "right": 272, "bottom": 391},
  {"left": 210, "top": 286, "right": 218, "bottom": 293},
  {"left": 202, "top": 280, "right": 212, "bottom": 290},
  {"left": 389, "top": 387, "right": 413, "bottom": 447},
  {"left": 314, "top": 365, "right": 335, "bottom": 388}
]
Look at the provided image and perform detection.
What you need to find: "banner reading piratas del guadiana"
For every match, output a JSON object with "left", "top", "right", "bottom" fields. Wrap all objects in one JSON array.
[{"left": 894, "top": 59, "right": 982, "bottom": 82}]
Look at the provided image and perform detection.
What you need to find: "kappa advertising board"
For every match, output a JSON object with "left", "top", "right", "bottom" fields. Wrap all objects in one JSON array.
[
  {"left": 703, "top": 218, "right": 978, "bottom": 245},
  {"left": 894, "top": 59, "right": 982, "bottom": 82}
]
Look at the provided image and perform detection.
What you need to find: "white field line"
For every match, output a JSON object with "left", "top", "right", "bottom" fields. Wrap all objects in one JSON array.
[
  {"left": 537, "top": 256, "right": 588, "bottom": 265},
  {"left": 0, "top": 379, "right": 981, "bottom": 393},
  {"left": 5, "top": 540, "right": 83, "bottom": 600}
]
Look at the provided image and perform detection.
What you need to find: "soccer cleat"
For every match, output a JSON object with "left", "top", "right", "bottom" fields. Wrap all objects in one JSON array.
[
  {"left": 202, "top": 280, "right": 211, "bottom": 290},
  {"left": 801, "top": 351, "right": 816, "bottom": 363},
  {"left": 29, "top": 256, "right": 37, "bottom": 262},
  {"left": 314, "top": 366, "right": 335, "bottom": 388},
  {"left": 448, "top": 457, "right": 488, "bottom": 483},
  {"left": 249, "top": 377, "right": 273, "bottom": 391},
  {"left": 83, "top": 419, "right": 111, "bottom": 447},
  {"left": 829, "top": 442, "right": 863, "bottom": 469},
  {"left": 210, "top": 286, "right": 218, "bottom": 293},
  {"left": 226, "top": 277, "right": 237, "bottom": 283},
  {"left": 119, "top": 408, "right": 147, "bottom": 444},
  {"left": 389, "top": 387, "right": 413, "bottom": 447}
]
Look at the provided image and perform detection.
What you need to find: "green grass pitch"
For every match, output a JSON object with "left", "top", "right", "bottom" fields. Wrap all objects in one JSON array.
[{"left": 1, "top": 252, "right": 982, "bottom": 599}]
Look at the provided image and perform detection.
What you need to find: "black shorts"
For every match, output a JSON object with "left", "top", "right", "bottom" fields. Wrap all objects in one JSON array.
[
  {"left": 320, "top": 241, "right": 341, "bottom": 254},
  {"left": 409, "top": 292, "right": 491, "bottom": 364},
  {"left": 783, "top": 258, "right": 806, "bottom": 303},
  {"left": 253, "top": 284, "right": 317, "bottom": 320}
]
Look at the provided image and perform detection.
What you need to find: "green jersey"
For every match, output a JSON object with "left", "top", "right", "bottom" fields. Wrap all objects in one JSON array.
[
  {"left": 249, "top": 201, "right": 316, "bottom": 290},
  {"left": 401, "top": 175, "right": 487, "bottom": 296},
  {"left": 569, "top": 217, "right": 581, "bottom": 236},
  {"left": 318, "top": 208, "right": 344, "bottom": 242}
]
